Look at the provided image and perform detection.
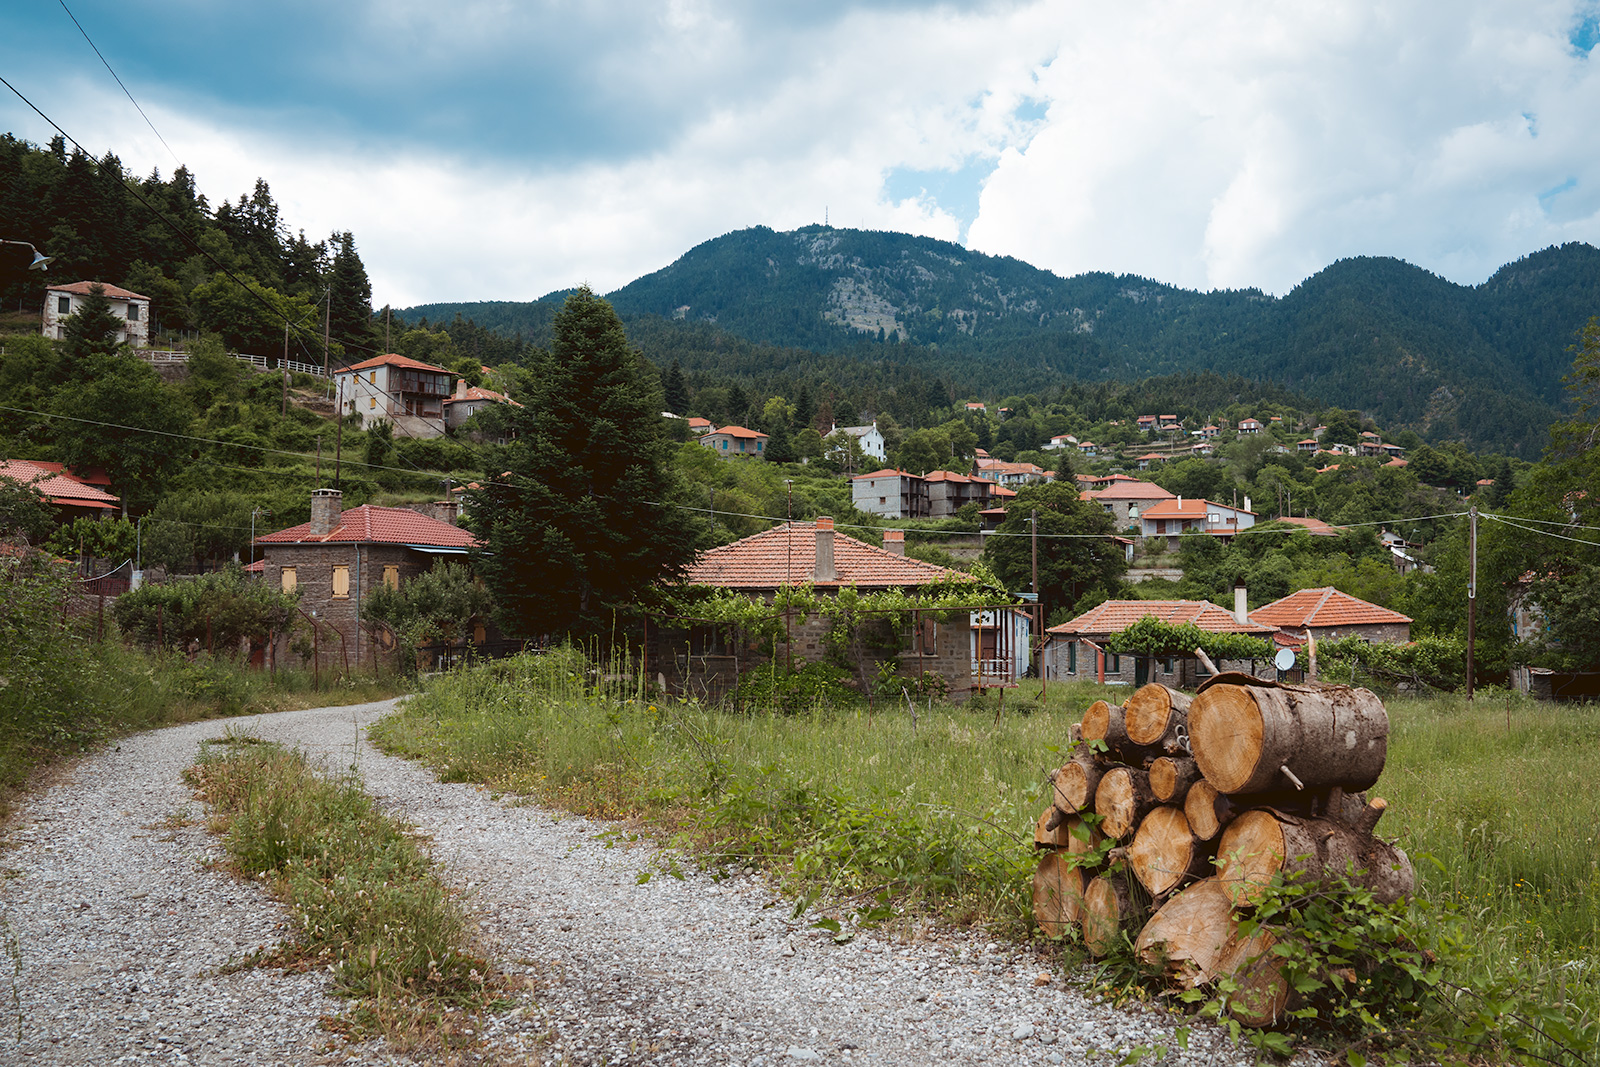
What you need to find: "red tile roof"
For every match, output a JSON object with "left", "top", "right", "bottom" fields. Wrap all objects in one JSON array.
[
  {"left": 1141, "top": 497, "right": 1254, "bottom": 520},
  {"left": 1272, "top": 515, "right": 1341, "bottom": 536},
  {"left": 1049, "top": 600, "right": 1275, "bottom": 636},
  {"left": 1383, "top": 458, "right": 1407, "bottom": 467},
  {"left": 0, "top": 459, "right": 120, "bottom": 509},
  {"left": 706, "top": 424, "right": 768, "bottom": 440},
  {"left": 853, "top": 468, "right": 914, "bottom": 481},
  {"left": 444, "top": 385, "right": 521, "bottom": 407},
  {"left": 21, "top": 460, "right": 112, "bottom": 486},
  {"left": 1249, "top": 587, "right": 1411, "bottom": 629},
  {"left": 685, "top": 522, "right": 962, "bottom": 589},
  {"left": 342, "top": 353, "right": 452, "bottom": 374},
  {"left": 923, "top": 470, "right": 977, "bottom": 482},
  {"left": 257, "top": 504, "right": 477, "bottom": 548},
  {"left": 1084, "top": 479, "right": 1175, "bottom": 502},
  {"left": 47, "top": 281, "right": 149, "bottom": 301},
  {"left": 989, "top": 484, "right": 1017, "bottom": 497}
]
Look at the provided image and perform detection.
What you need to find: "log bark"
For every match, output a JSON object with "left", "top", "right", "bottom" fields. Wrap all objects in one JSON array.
[
  {"left": 1134, "top": 877, "right": 1289, "bottom": 1025},
  {"left": 1081, "top": 873, "right": 1143, "bottom": 956},
  {"left": 1189, "top": 682, "right": 1389, "bottom": 794},
  {"left": 1215, "top": 806, "right": 1415, "bottom": 907},
  {"left": 1053, "top": 752, "right": 1104, "bottom": 814},
  {"left": 1127, "top": 805, "right": 1211, "bottom": 898},
  {"left": 1124, "top": 683, "right": 1192, "bottom": 747},
  {"left": 1183, "top": 780, "right": 1231, "bottom": 842},
  {"left": 1095, "top": 765, "right": 1159, "bottom": 841},
  {"left": 1149, "top": 756, "right": 1202, "bottom": 804},
  {"left": 1033, "top": 851, "right": 1088, "bottom": 936},
  {"left": 1035, "top": 810, "right": 1105, "bottom": 856}
]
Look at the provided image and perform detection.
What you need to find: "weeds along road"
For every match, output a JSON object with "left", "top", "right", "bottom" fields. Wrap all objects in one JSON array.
[{"left": 0, "top": 698, "right": 1259, "bottom": 1066}]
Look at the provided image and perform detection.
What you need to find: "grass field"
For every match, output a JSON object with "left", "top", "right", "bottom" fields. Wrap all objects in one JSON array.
[{"left": 369, "top": 652, "right": 1599, "bottom": 1062}]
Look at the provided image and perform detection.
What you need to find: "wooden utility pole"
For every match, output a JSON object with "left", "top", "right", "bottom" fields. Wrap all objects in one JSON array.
[
  {"left": 1031, "top": 508, "right": 1042, "bottom": 684},
  {"left": 1466, "top": 505, "right": 1478, "bottom": 701},
  {"left": 281, "top": 322, "right": 290, "bottom": 416}
]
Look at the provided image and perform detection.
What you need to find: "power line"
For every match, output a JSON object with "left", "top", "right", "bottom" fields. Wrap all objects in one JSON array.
[{"left": 56, "top": 0, "right": 181, "bottom": 168}]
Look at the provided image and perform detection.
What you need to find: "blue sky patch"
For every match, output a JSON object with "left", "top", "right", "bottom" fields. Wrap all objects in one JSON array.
[
  {"left": 1572, "top": 10, "right": 1600, "bottom": 52},
  {"left": 884, "top": 158, "right": 997, "bottom": 240},
  {"left": 1539, "top": 177, "right": 1578, "bottom": 212}
]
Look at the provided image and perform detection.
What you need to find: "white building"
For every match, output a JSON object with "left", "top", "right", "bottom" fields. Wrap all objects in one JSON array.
[
  {"left": 42, "top": 282, "right": 151, "bottom": 348},
  {"left": 333, "top": 353, "right": 455, "bottom": 438},
  {"left": 828, "top": 422, "right": 887, "bottom": 461}
]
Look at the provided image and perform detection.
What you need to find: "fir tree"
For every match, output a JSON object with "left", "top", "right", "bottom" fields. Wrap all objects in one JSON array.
[
  {"left": 327, "top": 231, "right": 375, "bottom": 354},
  {"left": 469, "top": 287, "right": 700, "bottom": 639},
  {"left": 60, "top": 284, "right": 128, "bottom": 378},
  {"left": 663, "top": 359, "right": 689, "bottom": 414}
]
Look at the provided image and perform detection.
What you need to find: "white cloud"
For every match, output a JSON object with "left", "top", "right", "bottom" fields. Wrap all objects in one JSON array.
[{"left": 8, "top": 0, "right": 1600, "bottom": 304}]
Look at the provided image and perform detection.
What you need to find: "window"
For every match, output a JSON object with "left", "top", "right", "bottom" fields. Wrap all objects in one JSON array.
[
  {"left": 1068, "top": 641, "right": 1077, "bottom": 673},
  {"left": 1208, "top": 513, "right": 1221, "bottom": 524},
  {"left": 1109, "top": 653, "right": 1121, "bottom": 673},
  {"left": 756, "top": 440, "right": 763, "bottom": 451},
  {"left": 280, "top": 566, "right": 297, "bottom": 593},
  {"left": 383, "top": 565, "right": 399, "bottom": 590},
  {"left": 126, "top": 304, "right": 140, "bottom": 322},
  {"left": 332, "top": 565, "right": 350, "bottom": 599},
  {"left": 369, "top": 371, "right": 377, "bottom": 384},
  {"left": 57, "top": 296, "right": 70, "bottom": 315},
  {"left": 879, "top": 497, "right": 887, "bottom": 505},
  {"left": 369, "top": 397, "right": 376, "bottom": 409}
]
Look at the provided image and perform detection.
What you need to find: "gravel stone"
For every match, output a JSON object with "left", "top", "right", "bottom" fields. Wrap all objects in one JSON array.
[{"left": 1, "top": 698, "right": 1291, "bottom": 1065}]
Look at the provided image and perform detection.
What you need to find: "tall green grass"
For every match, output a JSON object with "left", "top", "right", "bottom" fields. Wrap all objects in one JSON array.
[{"left": 374, "top": 653, "right": 1600, "bottom": 1062}]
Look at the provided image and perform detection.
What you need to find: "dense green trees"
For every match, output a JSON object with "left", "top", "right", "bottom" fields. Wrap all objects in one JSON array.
[
  {"left": 469, "top": 288, "right": 702, "bottom": 639},
  {"left": 983, "top": 482, "right": 1123, "bottom": 622}
]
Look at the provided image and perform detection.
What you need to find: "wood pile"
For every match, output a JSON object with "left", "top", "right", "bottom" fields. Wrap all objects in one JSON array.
[{"left": 1032, "top": 675, "right": 1415, "bottom": 1025}]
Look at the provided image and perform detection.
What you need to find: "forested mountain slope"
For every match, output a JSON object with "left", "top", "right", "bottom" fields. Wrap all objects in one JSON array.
[{"left": 403, "top": 228, "right": 1600, "bottom": 457}]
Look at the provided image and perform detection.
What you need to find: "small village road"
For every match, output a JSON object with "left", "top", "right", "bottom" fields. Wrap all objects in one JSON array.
[{"left": 0, "top": 699, "right": 1264, "bottom": 1066}]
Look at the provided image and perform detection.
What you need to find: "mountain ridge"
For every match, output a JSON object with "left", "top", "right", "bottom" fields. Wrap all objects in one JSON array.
[{"left": 399, "top": 227, "right": 1600, "bottom": 456}]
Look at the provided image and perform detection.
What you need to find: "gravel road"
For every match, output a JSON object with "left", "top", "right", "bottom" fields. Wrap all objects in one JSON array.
[{"left": 0, "top": 699, "right": 1266, "bottom": 1066}]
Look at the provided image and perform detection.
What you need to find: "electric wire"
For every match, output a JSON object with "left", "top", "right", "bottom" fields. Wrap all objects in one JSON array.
[{"left": 55, "top": 0, "right": 181, "bottom": 168}]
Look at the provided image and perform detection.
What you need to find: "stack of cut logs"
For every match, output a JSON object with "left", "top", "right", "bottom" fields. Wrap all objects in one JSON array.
[{"left": 1033, "top": 675, "right": 1414, "bottom": 1025}]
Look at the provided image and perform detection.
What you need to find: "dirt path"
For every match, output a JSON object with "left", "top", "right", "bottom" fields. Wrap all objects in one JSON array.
[{"left": 0, "top": 700, "right": 1249, "bottom": 1066}]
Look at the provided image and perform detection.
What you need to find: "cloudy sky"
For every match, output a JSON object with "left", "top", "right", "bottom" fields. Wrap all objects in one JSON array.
[{"left": 5, "top": 1, "right": 1600, "bottom": 308}]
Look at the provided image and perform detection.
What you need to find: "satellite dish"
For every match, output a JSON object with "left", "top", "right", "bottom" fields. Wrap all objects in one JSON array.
[{"left": 1273, "top": 647, "right": 1296, "bottom": 672}]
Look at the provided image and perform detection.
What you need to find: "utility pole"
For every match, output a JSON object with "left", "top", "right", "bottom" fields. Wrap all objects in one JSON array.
[
  {"left": 1031, "top": 508, "right": 1041, "bottom": 684},
  {"left": 1466, "top": 505, "right": 1478, "bottom": 701},
  {"left": 282, "top": 322, "right": 290, "bottom": 417}
]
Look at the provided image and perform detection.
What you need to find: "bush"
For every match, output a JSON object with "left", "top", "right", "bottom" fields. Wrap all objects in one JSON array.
[{"left": 735, "top": 661, "right": 857, "bottom": 714}]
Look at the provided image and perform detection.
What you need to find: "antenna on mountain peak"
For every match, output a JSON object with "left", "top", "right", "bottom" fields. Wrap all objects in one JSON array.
[{"left": 825, "top": 205, "right": 829, "bottom": 227}]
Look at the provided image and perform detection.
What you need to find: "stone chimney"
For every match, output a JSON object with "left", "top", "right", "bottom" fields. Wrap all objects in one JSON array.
[
  {"left": 309, "top": 488, "right": 343, "bottom": 537},
  {"left": 455, "top": 378, "right": 468, "bottom": 399},
  {"left": 814, "top": 517, "right": 837, "bottom": 582},
  {"left": 882, "top": 529, "right": 905, "bottom": 557},
  {"left": 1233, "top": 580, "right": 1249, "bottom": 625},
  {"left": 433, "top": 500, "right": 459, "bottom": 526}
]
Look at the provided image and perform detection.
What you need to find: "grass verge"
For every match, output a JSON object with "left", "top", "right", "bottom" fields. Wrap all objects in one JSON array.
[
  {"left": 186, "top": 734, "right": 497, "bottom": 1055},
  {"left": 372, "top": 650, "right": 1599, "bottom": 1065}
]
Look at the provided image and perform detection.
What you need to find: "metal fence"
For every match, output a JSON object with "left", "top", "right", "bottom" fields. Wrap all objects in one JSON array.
[{"left": 135, "top": 349, "right": 327, "bottom": 378}]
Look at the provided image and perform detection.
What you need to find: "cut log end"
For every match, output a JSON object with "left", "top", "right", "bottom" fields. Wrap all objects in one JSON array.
[
  {"left": 1081, "top": 874, "right": 1139, "bottom": 957},
  {"left": 1095, "top": 765, "right": 1157, "bottom": 841},
  {"left": 1183, "top": 780, "right": 1230, "bottom": 842},
  {"left": 1125, "top": 684, "right": 1192, "bottom": 746},
  {"left": 1033, "top": 851, "right": 1087, "bottom": 936},
  {"left": 1149, "top": 756, "right": 1201, "bottom": 803},
  {"left": 1127, "top": 805, "right": 1207, "bottom": 898}
]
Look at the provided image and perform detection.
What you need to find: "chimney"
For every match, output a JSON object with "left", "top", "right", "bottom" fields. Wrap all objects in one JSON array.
[
  {"left": 1233, "top": 580, "right": 1249, "bottom": 625},
  {"left": 433, "top": 500, "right": 459, "bottom": 526},
  {"left": 882, "top": 529, "right": 905, "bottom": 557},
  {"left": 1243, "top": 495, "right": 1251, "bottom": 514},
  {"left": 455, "top": 378, "right": 468, "bottom": 399},
  {"left": 309, "top": 488, "right": 342, "bottom": 537},
  {"left": 814, "top": 516, "right": 837, "bottom": 582}
]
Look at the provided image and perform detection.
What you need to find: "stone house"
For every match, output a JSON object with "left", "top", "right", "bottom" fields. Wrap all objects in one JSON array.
[
  {"left": 333, "top": 354, "right": 455, "bottom": 438},
  {"left": 442, "top": 379, "right": 521, "bottom": 430},
  {"left": 1248, "top": 587, "right": 1412, "bottom": 645},
  {"left": 648, "top": 519, "right": 987, "bottom": 701},
  {"left": 923, "top": 470, "right": 995, "bottom": 518},
  {"left": 42, "top": 281, "right": 151, "bottom": 348},
  {"left": 1082, "top": 476, "right": 1176, "bottom": 529},
  {"left": 255, "top": 489, "right": 478, "bottom": 671},
  {"left": 1040, "top": 597, "right": 1277, "bottom": 687}
]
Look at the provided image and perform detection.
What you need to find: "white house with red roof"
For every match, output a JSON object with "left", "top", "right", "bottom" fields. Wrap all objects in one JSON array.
[
  {"left": 42, "top": 282, "right": 151, "bottom": 348},
  {"left": 1139, "top": 496, "right": 1255, "bottom": 548},
  {"left": 333, "top": 353, "right": 455, "bottom": 437},
  {"left": 699, "top": 424, "right": 769, "bottom": 457},
  {"left": 255, "top": 488, "right": 480, "bottom": 669}
]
